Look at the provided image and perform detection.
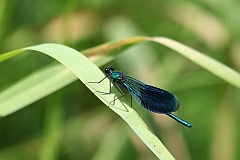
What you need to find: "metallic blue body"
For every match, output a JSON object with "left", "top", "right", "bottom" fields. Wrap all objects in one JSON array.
[{"left": 104, "top": 66, "right": 192, "bottom": 128}]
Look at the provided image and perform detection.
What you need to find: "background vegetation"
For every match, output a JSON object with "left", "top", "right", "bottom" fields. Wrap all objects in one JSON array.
[{"left": 0, "top": 0, "right": 240, "bottom": 160}]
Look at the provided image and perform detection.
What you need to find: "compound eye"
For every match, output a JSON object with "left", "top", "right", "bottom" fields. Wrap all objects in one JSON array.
[
  {"left": 104, "top": 68, "right": 110, "bottom": 74},
  {"left": 105, "top": 66, "right": 115, "bottom": 74},
  {"left": 109, "top": 66, "right": 115, "bottom": 71}
]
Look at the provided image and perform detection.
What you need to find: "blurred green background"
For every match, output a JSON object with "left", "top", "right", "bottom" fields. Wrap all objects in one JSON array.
[{"left": 0, "top": 0, "right": 240, "bottom": 160}]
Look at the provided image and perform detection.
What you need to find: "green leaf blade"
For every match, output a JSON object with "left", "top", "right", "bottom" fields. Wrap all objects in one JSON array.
[
  {"left": 0, "top": 43, "right": 173, "bottom": 159},
  {"left": 151, "top": 37, "right": 240, "bottom": 88}
]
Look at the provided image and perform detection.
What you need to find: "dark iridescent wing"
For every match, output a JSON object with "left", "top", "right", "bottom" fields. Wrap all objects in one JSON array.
[{"left": 123, "top": 75, "right": 179, "bottom": 114}]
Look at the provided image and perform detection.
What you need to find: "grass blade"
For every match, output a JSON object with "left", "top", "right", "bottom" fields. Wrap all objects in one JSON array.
[
  {"left": 151, "top": 37, "right": 240, "bottom": 88},
  {"left": 1, "top": 36, "right": 238, "bottom": 159},
  {"left": 0, "top": 43, "right": 174, "bottom": 159},
  {"left": 0, "top": 64, "right": 76, "bottom": 116}
]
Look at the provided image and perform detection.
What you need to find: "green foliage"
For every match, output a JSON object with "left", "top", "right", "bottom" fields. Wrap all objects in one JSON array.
[{"left": 0, "top": 1, "right": 240, "bottom": 160}]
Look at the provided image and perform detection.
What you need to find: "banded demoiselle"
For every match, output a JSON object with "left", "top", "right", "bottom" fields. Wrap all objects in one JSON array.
[{"left": 91, "top": 66, "right": 192, "bottom": 128}]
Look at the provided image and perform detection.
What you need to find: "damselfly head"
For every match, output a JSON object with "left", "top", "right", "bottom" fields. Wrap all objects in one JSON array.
[{"left": 105, "top": 66, "right": 115, "bottom": 74}]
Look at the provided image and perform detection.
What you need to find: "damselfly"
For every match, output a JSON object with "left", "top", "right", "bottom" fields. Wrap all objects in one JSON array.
[{"left": 90, "top": 66, "right": 192, "bottom": 128}]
